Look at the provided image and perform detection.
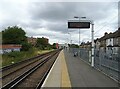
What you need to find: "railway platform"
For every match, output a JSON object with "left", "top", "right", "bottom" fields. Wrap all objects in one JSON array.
[
  {"left": 41, "top": 50, "right": 71, "bottom": 88},
  {"left": 42, "top": 50, "right": 119, "bottom": 88}
]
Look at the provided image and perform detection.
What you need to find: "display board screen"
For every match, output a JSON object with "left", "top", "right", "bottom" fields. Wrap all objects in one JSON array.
[{"left": 68, "top": 22, "right": 90, "bottom": 28}]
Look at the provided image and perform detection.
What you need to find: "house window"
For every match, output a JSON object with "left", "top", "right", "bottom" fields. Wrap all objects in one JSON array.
[
  {"left": 116, "top": 38, "right": 118, "bottom": 44},
  {"left": 110, "top": 39, "right": 111, "bottom": 41}
]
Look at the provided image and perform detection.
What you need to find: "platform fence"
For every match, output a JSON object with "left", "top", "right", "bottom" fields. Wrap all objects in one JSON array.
[{"left": 69, "top": 48, "right": 120, "bottom": 82}]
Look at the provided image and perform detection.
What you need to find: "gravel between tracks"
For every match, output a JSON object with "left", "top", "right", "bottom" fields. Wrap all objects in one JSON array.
[
  {"left": 2, "top": 52, "right": 55, "bottom": 87},
  {"left": 16, "top": 52, "right": 59, "bottom": 88},
  {"left": 2, "top": 56, "right": 50, "bottom": 86}
]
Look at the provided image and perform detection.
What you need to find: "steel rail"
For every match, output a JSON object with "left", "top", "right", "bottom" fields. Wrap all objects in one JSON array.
[
  {"left": 1, "top": 52, "right": 52, "bottom": 79},
  {"left": 2, "top": 50, "right": 59, "bottom": 89},
  {"left": 0, "top": 50, "right": 55, "bottom": 72},
  {"left": 36, "top": 51, "right": 60, "bottom": 89}
]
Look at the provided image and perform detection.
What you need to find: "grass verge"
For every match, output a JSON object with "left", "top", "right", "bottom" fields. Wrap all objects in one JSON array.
[{"left": 1, "top": 48, "right": 54, "bottom": 68}]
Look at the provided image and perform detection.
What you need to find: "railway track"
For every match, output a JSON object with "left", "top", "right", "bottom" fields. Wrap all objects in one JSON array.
[
  {"left": 1, "top": 50, "right": 54, "bottom": 76},
  {"left": 1, "top": 49, "right": 61, "bottom": 89},
  {"left": 1, "top": 50, "right": 56, "bottom": 86}
]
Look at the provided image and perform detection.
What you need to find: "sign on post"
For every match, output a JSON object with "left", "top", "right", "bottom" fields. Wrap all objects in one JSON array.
[{"left": 68, "top": 21, "right": 90, "bottom": 29}]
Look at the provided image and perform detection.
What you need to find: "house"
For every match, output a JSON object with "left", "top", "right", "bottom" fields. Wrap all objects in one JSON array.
[
  {"left": 80, "top": 42, "right": 86, "bottom": 48},
  {"left": 80, "top": 41, "right": 91, "bottom": 50},
  {"left": 84, "top": 41, "right": 91, "bottom": 51},
  {"left": 99, "top": 32, "right": 108, "bottom": 52},
  {"left": 95, "top": 32, "right": 114, "bottom": 52},
  {"left": 95, "top": 28, "right": 120, "bottom": 55},
  {"left": 105, "top": 29, "right": 120, "bottom": 55},
  {"left": 106, "top": 33, "right": 114, "bottom": 46},
  {"left": 104, "top": 32, "right": 114, "bottom": 55},
  {"left": 0, "top": 44, "right": 22, "bottom": 54},
  {"left": 94, "top": 38, "right": 100, "bottom": 51},
  {"left": 112, "top": 28, "right": 120, "bottom": 55}
]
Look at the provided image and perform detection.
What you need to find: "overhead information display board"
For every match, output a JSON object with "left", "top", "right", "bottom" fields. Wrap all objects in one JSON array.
[{"left": 68, "top": 21, "right": 90, "bottom": 29}]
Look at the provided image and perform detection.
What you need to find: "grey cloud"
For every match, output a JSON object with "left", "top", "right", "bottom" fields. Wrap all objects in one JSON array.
[
  {"left": 26, "top": 2, "right": 118, "bottom": 36},
  {"left": 46, "top": 22, "right": 71, "bottom": 34},
  {"left": 0, "top": 19, "right": 21, "bottom": 30},
  {"left": 21, "top": 21, "right": 43, "bottom": 29},
  {"left": 29, "top": 2, "right": 77, "bottom": 22},
  {"left": 29, "top": 2, "right": 117, "bottom": 22},
  {"left": 0, "top": 1, "right": 118, "bottom": 44}
]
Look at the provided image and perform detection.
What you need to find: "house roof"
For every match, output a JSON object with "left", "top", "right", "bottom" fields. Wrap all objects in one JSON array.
[
  {"left": 97, "top": 28, "right": 120, "bottom": 41},
  {"left": 113, "top": 29, "right": 120, "bottom": 38},
  {"left": 94, "top": 38, "right": 100, "bottom": 43},
  {"left": 0, "top": 44, "right": 22, "bottom": 49}
]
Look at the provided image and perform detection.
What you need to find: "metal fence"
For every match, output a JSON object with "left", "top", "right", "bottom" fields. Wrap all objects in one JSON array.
[{"left": 69, "top": 48, "right": 120, "bottom": 82}]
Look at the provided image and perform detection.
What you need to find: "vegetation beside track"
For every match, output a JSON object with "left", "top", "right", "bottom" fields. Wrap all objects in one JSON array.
[
  {"left": 1, "top": 26, "right": 57, "bottom": 68},
  {"left": 1, "top": 48, "right": 54, "bottom": 68}
]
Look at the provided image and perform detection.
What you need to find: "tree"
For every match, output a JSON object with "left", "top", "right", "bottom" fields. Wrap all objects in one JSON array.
[
  {"left": 71, "top": 44, "right": 79, "bottom": 48},
  {"left": 36, "top": 37, "right": 48, "bottom": 46},
  {"left": 52, "top": 43, "right": 57, "bottom": 49},
  {"left": 36, "top": 37, "right": 49, "bottom": 50},
  {"left": 2, "top": 26, "right": 27, "bottom": 44},
  {"left": 21, "top": 42, "right": 32, "bottom": 51}
]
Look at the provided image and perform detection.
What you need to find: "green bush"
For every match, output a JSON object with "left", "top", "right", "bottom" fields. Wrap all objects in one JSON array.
[
  {"left": 2, "top": 48, "right": 53, "bottom": 67},
  {"left": 5, "top": 51, "right": 21, "bottom": 58},
  {"left": 21, "top": 42, "right": 32, "bottom": 51}
]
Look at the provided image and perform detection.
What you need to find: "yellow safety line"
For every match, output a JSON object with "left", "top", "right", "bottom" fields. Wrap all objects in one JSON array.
[{"left": 61, "top": 50, "right": 71, "bottom": 87}]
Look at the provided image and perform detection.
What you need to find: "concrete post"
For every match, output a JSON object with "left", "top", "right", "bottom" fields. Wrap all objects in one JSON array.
[{"left": 91, "top": 22, "right": 94, "bottom": 67}]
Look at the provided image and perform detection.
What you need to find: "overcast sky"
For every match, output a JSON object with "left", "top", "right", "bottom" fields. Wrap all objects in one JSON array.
[{"left": 0, "top": 0, "right": 119, "bottom": 44}]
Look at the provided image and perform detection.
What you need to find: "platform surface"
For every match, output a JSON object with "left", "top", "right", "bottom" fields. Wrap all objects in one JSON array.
[
  {"left": 42, "top": 50, "right": 119, "bottom": 88},
  {"left": 41, "top": 50, "right": 71, "bottom": 88},
  {"left": 64, "top": 50, "right": 118, "bottom": 87}
]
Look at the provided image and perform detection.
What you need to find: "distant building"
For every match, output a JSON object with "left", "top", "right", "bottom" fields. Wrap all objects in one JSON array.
[
  {"left": 0, "top": 44, "right": 22, "bottom": 54},
  {"left": 27, "top": 37, "right": 37, "bottom": 46},
  {"left": 84, "top": 41, "right": 91, "bottom": 50},
  {"left": 41, "top": 37, "right": 49, "bottom": 45},
  {"left": 79, "top": 28, "right": 120, "bottom": 55},
  {"left": 80, "top": 41, "right": 91, "bottom": 51},
  {"left": 0, "top": 32, "right": 2, "bottom": 44},
  {"left": 59, "top": 43, "right": 68, "bottom": 49},
  {"left": 56, "top": 43, "right": 59, "bottom": 49},
  {"left": 27, "top": 37, "right": 49, "bottom": 46}
]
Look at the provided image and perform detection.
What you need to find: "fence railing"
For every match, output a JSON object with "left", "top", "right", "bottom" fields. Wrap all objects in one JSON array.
[{"left": 69, "top": 48, "right": 120, "bottom": 82}]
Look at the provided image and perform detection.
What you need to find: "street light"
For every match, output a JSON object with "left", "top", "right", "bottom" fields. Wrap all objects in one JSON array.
[
  {"left": 74, "top": 16, "right": 86, "bottom": 56},
  {"left": 74, "top": 16, "right": 86, "bottom": 19},
  {"left": 73, "top": 16, "right": 94, "bottom": 67},
  {"left": 68, "top": 32, "right": 72, "bottom": 44}
]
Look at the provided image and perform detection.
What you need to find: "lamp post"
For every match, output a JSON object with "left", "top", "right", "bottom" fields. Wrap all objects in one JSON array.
[
  {"left": 74, "top": 16, "right": 80, "bottom": 47},
  {"left": 74, "top": 16, "right": 94, "bottom": 67},
  {"left": 74, "top": 16, "right": 86, "bottom": 56},
  {"left": 91, "top": 21, "right": 94, "bottom": 67},
  {"left": 68, "top": 32, "right": 72, "bottom": 52},
  {"left": 68, "top": 32, "right": 72, "bottom": 44}
]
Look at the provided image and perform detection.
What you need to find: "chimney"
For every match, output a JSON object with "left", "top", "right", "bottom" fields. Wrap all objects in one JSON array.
[{"left": 104, "top": 32, "right": 108, "bottom": 36}]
